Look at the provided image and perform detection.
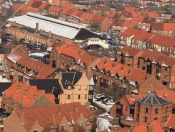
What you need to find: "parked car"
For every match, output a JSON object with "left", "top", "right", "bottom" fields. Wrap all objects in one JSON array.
[
  {"left": 20, "top": 38, "right": 29, "bottom": 44},
  {"left": 105, "top": 100, "right": 116, "bottom": 105},
  {"left": 102, "top": 98, "right": 110, "bottom": 104},
  {"left": 89, "top": 105, "right": 97, "bottom": 111},
  {"left": 5, "top": 34, "right": 13, "bottom": 39}
]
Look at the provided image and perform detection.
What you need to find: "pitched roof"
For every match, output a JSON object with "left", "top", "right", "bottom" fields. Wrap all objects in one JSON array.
[
  {"left": 39, "top": 2, "right": 48, "bottom": 9},
  {"left": 61, "top": 70, "right": 82, "bottom": 88},
  {"left": 4, "top": 81, "right": 55, "bottom": 107},
  {"left": 0, "top": 83, "right": 12, "bottom": 96},
  {"left": 138, "top": 92, "right": 172, "bottom": 105},
  {"left": 133, "top": 120, "right": 164, "bottom": 132},
  {"left": 90, "top": 16, "right": 106, "bottom": 23},
  {"left": 31, "top": 1, "right": 42, "bottom": 8},
  {"left": 107, "top": 12, "right": 118, "bottom": 19},
  {"left": 118, "top": 46, "right": 142, "bottom": 57},
  {"left": 28, "top": 79, "right": 63, "bottom": 93},
  {"left": 121, "top": 28, "right": 154, "bottom": 41},
  {"left": 165, "top": 114, "right": 175, "bottom": 127},
  {"left": 15, "top": 102, "right": 96, "bottom": 130},
  {"left": 48, "top": 6, "right": 62, "bottom": 13},
  {"left": 79, "top": 12, "right": 95, "bottom": 21},
  {"left": 148, "top": 34, "right": 175, "bottom": 47},
  {"left": 70, "top": 9, "right": 80, "bottom": 17}
]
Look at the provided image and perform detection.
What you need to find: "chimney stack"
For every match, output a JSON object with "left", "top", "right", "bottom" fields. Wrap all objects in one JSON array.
[
  {"left": 147, "top": 123, "right": 153, "bottom": 132},
  {"left": 75, "top": 107, "right": 78, "bottom": 113},
  {"left": 36, "top": 22, "right": 39, "bottom": 30},
  {"left": 34, "top": 94, "right": 37, "bottom": 100},
  {"left": 24, "top": 89, "right": 28, "bottom": 96},
  {"left": 58, "top": 109, "right": 61, "bottom": 115},
  {"left": 17, "top": 84, "right": 20, "bottom": 91}
]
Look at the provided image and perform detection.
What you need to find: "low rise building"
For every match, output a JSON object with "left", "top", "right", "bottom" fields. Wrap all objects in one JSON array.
[{"left": 4, "top": 102, "right": 96, "bottom": 132}]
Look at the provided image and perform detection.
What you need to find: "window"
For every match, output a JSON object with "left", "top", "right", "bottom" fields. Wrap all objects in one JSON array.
[
  {"left": 154, "top": 117, "right": 158, "bottom": 120},
  {"left": 78, "top": 122, "right": 83, "bottom": 127},
  {"left": 144, "top": 107, "right": 148, "bottom": 113},
  {"left": 67, "top": 95, "right": 71, "bottom": 99},
  {"left": 125, "top": 106, "right": 128, "bottom": 111},
  {"left": 85, "top": 85, "right": 88, "bottom": 90},
  {"left": 166, "top": 106, "right": 168, "bottom": 112},
  {"left": 85, "top": 94, "right": 87, "bottom": 99},
  {"left": 78, "top": 86, "right": 81, "bottom": 90},
  {"left": 33, "top": 130, "right": 38, "bottom": 132},
  {"left": 164, "top": 74, "right": 167, "bottom": 78},
  {"left": 78, "top": 95, "right": 80, "bottom": 99},
  {"left": 61, "top": 125, "right": 66, "bottom": 131},
  {"left": 144, "top": 117, "right": 148, "bottom": 122},
  {"left": 128, "top": 57, "right": 130, "bottom": 61},
  {"left": 155, "top": 108, "right": 159, "bottom": 113},
  {"left": 142, "top": 66, "right": 145, "bottom": 70}
]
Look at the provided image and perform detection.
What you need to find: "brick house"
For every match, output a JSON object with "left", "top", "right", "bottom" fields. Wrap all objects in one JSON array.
[
  {"left": 47, "top": 5, "right": 62, "bottom": 17},
  {"left": 89, "top": 16, "right": 111, "bottom": 32},
  {"left": 120, "top": 28, "right": 154, "bottom": 49},
  {"left": 91, "top": 57, "right": 162, "bottom": 99},
  {"left": 1, "top": 81, "right": 55, "bottom": 113},
  {"left": 50, "top": 44, "right": 99, "bottom": 79},
  {"left": 58, "top": 71, "right": 93, "bottom": 105},
  {"left": 136, "top": 17, "right": 156, "bottom": 32},
  {"left": 4, "top": 102, "right": 97, "bottom": 132},
  {"left": 120, "top": 28, "right": 175, "bottom": 57},
  {"left": 88, "top": 5, "right": 111, "bottom": 16},
  {"left": 116, "top": 46, "right": 144, "bottom": 68},
  {"left": 6, "top": 49, "right": 56, "bottom": 83},
  {"left": 151, "top": 23, "right": 175, "bottom": 37},
  {"left": 112, "top": 92, "right": 172, "bottom": 127}
]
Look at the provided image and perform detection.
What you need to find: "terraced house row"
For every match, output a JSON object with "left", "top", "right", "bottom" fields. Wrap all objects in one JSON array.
[
  {"left": 120, "top": 28, "right": 175, "bottom": 57},
  {"left": 116, "top": 46, "right": 175, "bottom": 89},
  {"left": 48, "top": 43, "right": 166, "bottom": 99}
]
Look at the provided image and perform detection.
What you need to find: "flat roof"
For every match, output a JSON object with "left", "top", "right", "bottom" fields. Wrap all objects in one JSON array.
[{"left": 8, "top": 12, "right": 81, "bottom": 39}]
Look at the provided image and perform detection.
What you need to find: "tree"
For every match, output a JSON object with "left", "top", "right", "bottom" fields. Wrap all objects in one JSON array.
[{"left": 90, "top": 23, "right": 100, "bottom": 32}]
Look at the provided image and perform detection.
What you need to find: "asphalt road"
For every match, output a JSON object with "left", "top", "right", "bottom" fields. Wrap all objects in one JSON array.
[{"left": 91, "top": 102, "right": 106, "bottom": 116}]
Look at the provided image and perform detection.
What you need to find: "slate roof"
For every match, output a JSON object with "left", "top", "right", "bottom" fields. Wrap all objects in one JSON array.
[
  {"left": 28, "top": 79, "right": 63, "bottom": 94},
  {"left": 0, "top": 83, "right": 12, "bottom": 96},
  {"left": 61, "top": 70, "right": 82, "bottom": 88},
  {"left": 47, "top": 68, "right": 66, "bottom": 78},
  {"left": 74, "top": 28, "right": 105, "bottom": 40},
  {"left": 138, "top": 92, "right": 172, "bottom": 105}
]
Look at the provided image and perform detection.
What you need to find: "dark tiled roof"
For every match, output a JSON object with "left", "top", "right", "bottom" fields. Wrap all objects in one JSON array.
[
  {"left": 138, "top": 92, "right": 172, "bottom": 105},
  {"left": 74, "top": 28, "right": 105, "bottom": 40},
  {"left": 47, "top": 68, "right": 66, "bottom": 78},
  {"left": 0, "top": 83, "right": 12, "bottom": 96},
  {"left": 61, "top": 70, "right": 82, "bottom": 88},
  {"left": 28, "top": 79, "right": 63, "bottom": 94}
]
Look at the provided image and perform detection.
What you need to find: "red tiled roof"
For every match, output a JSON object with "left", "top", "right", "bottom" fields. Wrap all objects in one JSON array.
[
  {"left": 134, "top": 120, "right": 164, "bottom": 132},
  {"left": 60, "top": 8, "right": 71, "bottom": 15},
  {"left": 121, "top": 28, "right": 154, "bottom": 41},
  {"left": 125, "top": 94, "right": 147, "bottom": 105},
  {"left": 95, "top": 58, "right": 134, "bottom": 77},
  {"left": 118, "top": 46, "right": 142, "bottom": 57},
  {"left": 4, "top": 81, "right": 55, "bottom": 108},
  {"left": 146, "top": 12, "right": 159, "bottom": 18},
  {"left": 79, "top": 12, "right": 95, "bottom": 21},
  {"left": 70, "top": 9, "right": 80, "bottom": 17},
  {"left": 48, "top": 6, "right": 62, "bottom": 13},
  {"left": 39, "top": 2, "right": 48, "bottom": 9},
  {"left": 148, "top": 34, "right": 175, "bottom": 47},
  {"left": 31, "top": 1, "right": 42, "bottom": 8},
  {"left": 15, "top": 102, "right": 96, "bottom": 130},
  {"left": 107, "top": 12, "right": 118, "bottom": 19},
  {"left": 90, "top": 16, "right": 106, "bottom": 23},
  {"left": 165, "top": 114, "right": 175, "bottom": 127},
  {"left": 61, "top": 2, "right": 74, "bottom": 8}
]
